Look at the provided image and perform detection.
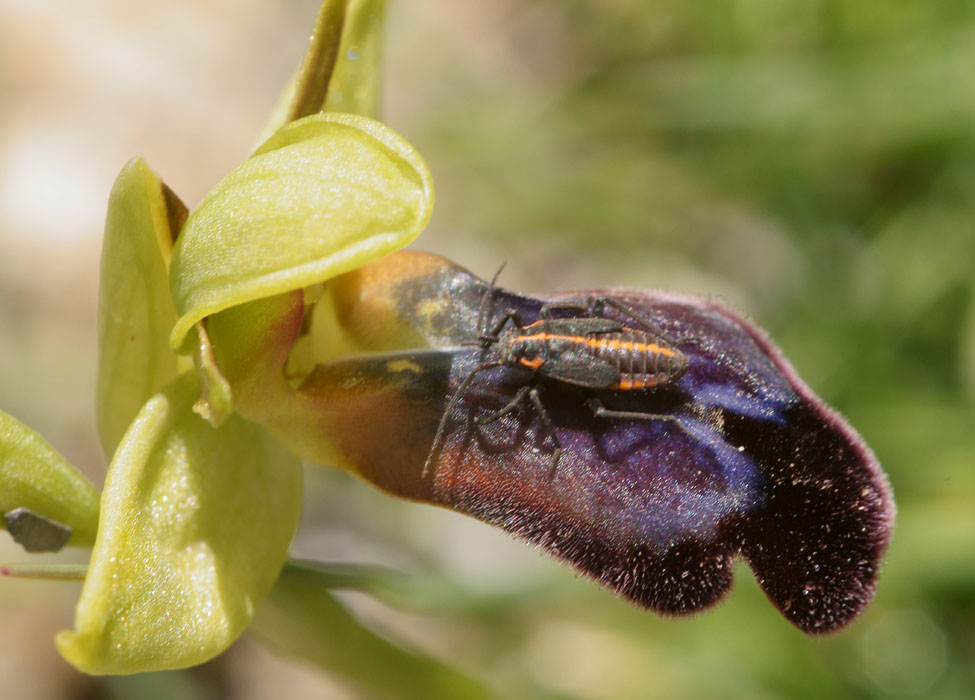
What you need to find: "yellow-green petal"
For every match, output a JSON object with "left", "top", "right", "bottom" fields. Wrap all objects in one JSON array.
[
  {"left": 0, "top": 410, "right": 100, "bottom": 547},
  {"left": 97, "top": 158, "right": 185, "bottom": 458},
  {"left": 170, "top": 112, "right": 433, "bottom": 347},
  {"left": 56, "top": 373, "right": 302, "bottom": 674}
]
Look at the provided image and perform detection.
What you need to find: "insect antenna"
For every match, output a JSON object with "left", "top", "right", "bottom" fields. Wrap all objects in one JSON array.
[
  {"left": 422, "top": 359, "right": 504, "bottom": 478},
  {"left": 475, "top": 263, "right": 506, "bottom": 346}
]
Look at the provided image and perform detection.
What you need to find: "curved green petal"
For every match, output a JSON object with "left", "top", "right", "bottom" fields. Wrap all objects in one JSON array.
[
  {"left": 97, "top": 158, "right": 185, "bottom": 458},
  {"left": 0, "top": 410, "right": 100, "bottom": 547},
  {"left": 170, "top": 112, "right": 433, "bottom": 347},
  {"left": 56, "top": 373, "right": 302, "bottom": 674}
]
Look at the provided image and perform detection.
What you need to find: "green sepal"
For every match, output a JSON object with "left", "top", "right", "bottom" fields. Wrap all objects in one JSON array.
[
  {"left": 97, "top": 157, "right": 185, "bottom": 458},
  {"left": 56, "top": 373, "right": 302, "bottom": 674},
  {"left": 0, "top": 410, "right": 100, "bottom": 547}
]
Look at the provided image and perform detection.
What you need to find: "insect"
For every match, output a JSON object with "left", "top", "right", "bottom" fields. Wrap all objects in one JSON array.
[{"left": 422, "top": 266, "right": 690, "bottom": 477}]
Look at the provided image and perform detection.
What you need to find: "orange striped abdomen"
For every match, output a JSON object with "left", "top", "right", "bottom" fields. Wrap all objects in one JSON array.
[
  {"left": 497, "top": 322, "right": 688, "bottom": 391},
  {"left": 590, "top": 330, "right": 686, "bottom": 389}
]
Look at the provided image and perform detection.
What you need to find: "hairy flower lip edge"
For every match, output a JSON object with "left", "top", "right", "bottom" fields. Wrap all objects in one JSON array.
[{"left": 537, "top": 286, "right": 896, "bottom": 631}]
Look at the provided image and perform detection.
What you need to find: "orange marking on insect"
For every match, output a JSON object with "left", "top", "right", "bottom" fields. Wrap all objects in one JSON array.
[
  {"left": 518, "top": 332, "right": 678, "bottom": 358},
  {"left": 609, "top": 378, "right": 659, "bottom": 390},
  {"left": 519, "top": 357, "right": 545, "bottom": 370}
]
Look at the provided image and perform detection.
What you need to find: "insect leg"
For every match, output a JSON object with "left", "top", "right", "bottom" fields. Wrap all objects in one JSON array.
[
  {"left": 586, "top": 397, "right": 697, "bottom": 443},
  {"left": 475, "top": 385, "right": 531, "bottom": 425},
  {"left": 588, "top": 298, "right": 681, "bottom": 346},
  {"left": 475, "top": 263, "right": 507, "bottom": 337},
  {"left": 538, "top": 301, "right": 589, "bottom": 319},
  {"left": 474, "top": 383, "right": 564, "bottom": 475},
  {"left": 527, "top": 387, "right": 564, "bottom": 477},
  {"left": 422, "top": 360, "right": 503, "bottom": 478},
  {"left": 586, "top": 397, "right": 682, "bottom": 424}
]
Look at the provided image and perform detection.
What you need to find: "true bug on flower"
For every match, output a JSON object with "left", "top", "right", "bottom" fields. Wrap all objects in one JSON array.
[{"left": 423, "top": 266, "right": 691, "bottom": 477}]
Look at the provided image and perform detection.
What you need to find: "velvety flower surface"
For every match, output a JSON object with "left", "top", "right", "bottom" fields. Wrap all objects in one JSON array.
[
  {"left": 427, "top": 286, "right": 894, "bottom": 634},
  {"left": 252, "top": 252, "right": 893, "bottom": 634}
]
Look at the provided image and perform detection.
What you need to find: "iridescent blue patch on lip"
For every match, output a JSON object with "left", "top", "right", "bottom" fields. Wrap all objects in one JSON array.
[{"left": 685, "top": 374, "right": 791, "bottom": 424}]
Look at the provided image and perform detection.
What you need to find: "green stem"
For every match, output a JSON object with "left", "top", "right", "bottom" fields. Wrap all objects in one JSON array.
[{"left": 0, "top": 562, "right": 87, "bottom": 581}]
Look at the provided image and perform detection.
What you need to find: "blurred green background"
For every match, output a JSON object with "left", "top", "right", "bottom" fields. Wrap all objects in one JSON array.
[{"left": 1, "top": 1, "right": 972, "bottom": 698}]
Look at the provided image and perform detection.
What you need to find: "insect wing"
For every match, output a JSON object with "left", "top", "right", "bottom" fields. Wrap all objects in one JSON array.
[
  {"left": 540, "top": 317, "right": 622, "bottom": 335},
  {"left": 540, "top": 355, "right": 619, "bottom": 388}
]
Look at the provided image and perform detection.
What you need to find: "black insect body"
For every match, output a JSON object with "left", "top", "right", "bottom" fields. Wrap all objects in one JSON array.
[
  {"left": 422, "top": 272, "right": 690, "bottom": 477},
  {"left": 494, "top": 316, "right": 688, "bottom": 392}
]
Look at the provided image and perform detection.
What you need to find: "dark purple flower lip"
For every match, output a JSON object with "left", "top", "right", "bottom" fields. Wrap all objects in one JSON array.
[
  {"left": 304, "top": 254, "right": 895, "bottom": 634},
  {"left": 421, "top": 277, "right": 893, "bottom": 634}
]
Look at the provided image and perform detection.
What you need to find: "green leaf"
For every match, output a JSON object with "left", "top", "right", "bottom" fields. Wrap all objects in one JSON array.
[
  {"left": 97, "top": 158, "right": 185, "bottom": 458},
  {"left": 56, "top": 373, "right": 302, "bottom": 674},
  {"left": 251, "top": 564, "right": 494, "bottom": 700},
  {"left": 170, "top": 112, "right": 434, "bottom": 347},
  {"left": 0, "top": 411, "right": 100, "bottom": 547}
]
